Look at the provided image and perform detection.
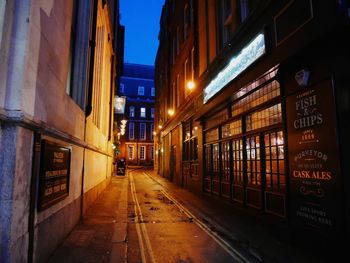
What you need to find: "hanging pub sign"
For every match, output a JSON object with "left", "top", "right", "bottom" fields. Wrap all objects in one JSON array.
[
  {"left": 286, "top": 79, "right": 341, "bottom": 236},
  {"left": 38, "top": 140, "right": 71, "bottom": 210}
]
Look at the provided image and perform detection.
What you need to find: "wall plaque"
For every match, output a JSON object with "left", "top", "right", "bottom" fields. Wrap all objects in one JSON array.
[
  {"left": 286, "top": 80, "right": 341, "bottom": 235},
  {"left": 38, "top": 140, "right": 71, "bottom": 210}
]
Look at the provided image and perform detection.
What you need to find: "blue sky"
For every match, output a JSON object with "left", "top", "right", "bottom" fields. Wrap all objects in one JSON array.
[{"left": 120, "top": 0, "right": 164, "bottom": 65}]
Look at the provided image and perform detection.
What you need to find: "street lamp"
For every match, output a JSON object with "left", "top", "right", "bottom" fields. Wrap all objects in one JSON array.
[
  {"left": 168, "top": 109, "right": 175, "bottom": 117},
  {"left": 186, "top": 80, "right": 195, "bottom": 90}
]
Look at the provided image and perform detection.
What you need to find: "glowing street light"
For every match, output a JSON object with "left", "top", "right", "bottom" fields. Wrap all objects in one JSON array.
[
  {"left": 187, "top": 80, "right": 195, "bottom": 90},
  {"left": 168, "top": 109, "right": 175, "bottom": 116}
]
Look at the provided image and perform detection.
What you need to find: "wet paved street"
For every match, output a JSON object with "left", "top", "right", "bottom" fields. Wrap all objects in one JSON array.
[
  {"left": 127, "top": 168, "right": 249, "bottom": 263},
  {"left": 48, "top": 167, "right": 323, "bottom": 263}
]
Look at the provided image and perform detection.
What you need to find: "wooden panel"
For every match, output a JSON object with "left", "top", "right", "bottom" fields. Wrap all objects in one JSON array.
[
  {"left": 246, "top": 187, "right": 262, "bottom": 209},
  {"left": 265, "top": 191, "right": 286, "bottom": 218}
]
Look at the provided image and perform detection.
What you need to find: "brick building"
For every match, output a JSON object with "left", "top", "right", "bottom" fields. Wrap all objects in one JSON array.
[{"left": 155, "top": 0, "right": 350, "bottom": 252}]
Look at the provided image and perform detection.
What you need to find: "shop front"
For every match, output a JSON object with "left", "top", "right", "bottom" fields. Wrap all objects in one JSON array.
[{"left": 199, "top": 42, "right": 348, "bottom": 245}]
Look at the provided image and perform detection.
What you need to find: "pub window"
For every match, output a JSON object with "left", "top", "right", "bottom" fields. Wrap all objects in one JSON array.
[
  {"left": 204, "top": 145, "right": 211, "bottom": 191},
  {"left": 221, "top": 119, "right": 242, "bottom": 138},
  {"left": 212, "top": 143, "right": 220, "bottom": 181},
  {"left": 221, "top": 141, "right": 231, "bottom": 183},
  {"left": 246, "top": 103, "right": 282, "bottom": 131},
  {"left": 265, "top": 130, "right": 285, "bottom": 189},
  {"left": 246, "top": 135, "right": 261, "bottom": 185},
  {"left": 232, "top": 80, "right": 280, "bottom": 117},
  {"left": 206, "top": 109, "right": 229, "bottom": 130},
  {"left": 232, "top": 139, "right": 244, "bottom": 184}
]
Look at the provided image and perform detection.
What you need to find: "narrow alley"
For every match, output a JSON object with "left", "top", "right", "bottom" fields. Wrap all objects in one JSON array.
[
  {"left": 48, "top": 168, "right": 321, "bottom": 263},
  {"left": 1, "top": 1, "right": 350, "bottom": 262}
]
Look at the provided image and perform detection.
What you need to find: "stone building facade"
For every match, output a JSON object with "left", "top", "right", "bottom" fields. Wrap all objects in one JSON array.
[{"left": 0, "top": 0, "right": 123, "bottom": 262}]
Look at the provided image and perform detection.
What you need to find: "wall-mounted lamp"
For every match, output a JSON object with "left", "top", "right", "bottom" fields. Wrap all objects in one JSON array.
[
  {"left": 168, "top": 109, "right": 175, "bottom": 116},
  {"left": 186, "top": 80, "right": 195, "bottom": 90}
]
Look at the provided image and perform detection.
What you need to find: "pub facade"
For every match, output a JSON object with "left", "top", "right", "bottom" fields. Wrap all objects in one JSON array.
[{"left": 155, "top": 0, "right": 350, "bottom": 250}]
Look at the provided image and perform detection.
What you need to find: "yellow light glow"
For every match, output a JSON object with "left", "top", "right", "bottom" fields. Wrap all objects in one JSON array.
[
  {"left": 158, "top": 125, "right": 163, "bottom": 129},
  {"left": 187, "top": 80, "right": 195, "bottom": 90},
  {"left": 168, "top": 109, "right": 175, "bottom": 116},
  {"left": 153, "top": 131, "right": 157, "bottom": 136}
]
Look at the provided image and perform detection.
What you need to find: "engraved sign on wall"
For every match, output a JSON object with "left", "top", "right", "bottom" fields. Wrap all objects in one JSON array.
[
  {"left": 38, "top": 140, "right": 71, "bottom": 210},
  {"left": 286, "top": 80, "right": 341, "bottom": 235}
]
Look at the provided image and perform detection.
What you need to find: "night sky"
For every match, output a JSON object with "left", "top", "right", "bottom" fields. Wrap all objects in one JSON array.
[{"left": 120, "top": 0, "right": 165, "bottom": 66}]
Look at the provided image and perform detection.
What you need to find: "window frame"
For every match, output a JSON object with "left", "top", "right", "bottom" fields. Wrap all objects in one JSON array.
[
  {"left": 129, "top": 122, "right": 135, "bottom": 140},
  {"left": 140, "top": 123, "right": 146, "bottom": 140},
  {"left": 140, "top": 107, "right": 146, "bottom": 118},
  {"left": 138, "top": 86, "right": 145, "bottom": 96}
]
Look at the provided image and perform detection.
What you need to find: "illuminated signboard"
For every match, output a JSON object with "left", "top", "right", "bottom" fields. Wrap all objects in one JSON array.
[
  {"left": 203, "top": 33, "right": 266, "bottom": 104},
  {"left": 114, "top": 96, "right": 126, "bottom": 114}
]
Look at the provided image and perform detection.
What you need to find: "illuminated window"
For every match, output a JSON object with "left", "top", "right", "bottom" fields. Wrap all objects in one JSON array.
[
  {"left": 246, "top": 135, "right": 261, "bottom": 185},
  {"left": 232, "top": 80, "right": 280, "bottom": 117},
  {"left": 265, "top": 130, "right": 285, "bottom": 189},
  {"left": 151, "top": 108, "right": 154, "bottom": 118},
  {"left": 221, "top": 141, "right": 230, "bottom": 183},
  {"left": 128, "top": 145, "right": 134, "bottom": 160},
  {"left": 232, "top": 139, "right": 244, "bottom": 184},
  {"left": 140, "top": 146, "right": 146, "bottom": 160},
  {"left": 221, "top": 119, "right": 242, "bottom": 138},
  {"left": 120, "top": 83, "right": 124, "bottom": 93},
  {"left": 151, "top": 87, "right": 155, "bottom": 96},
  {"left": 138, "top": 86, "right": 144, "bottom": 95},
  {"left": 140, "top": 107, "right": 146, "bottom": 118},
  {"left": 246, "top": 103, "right": 282, "bottom": 131}
]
